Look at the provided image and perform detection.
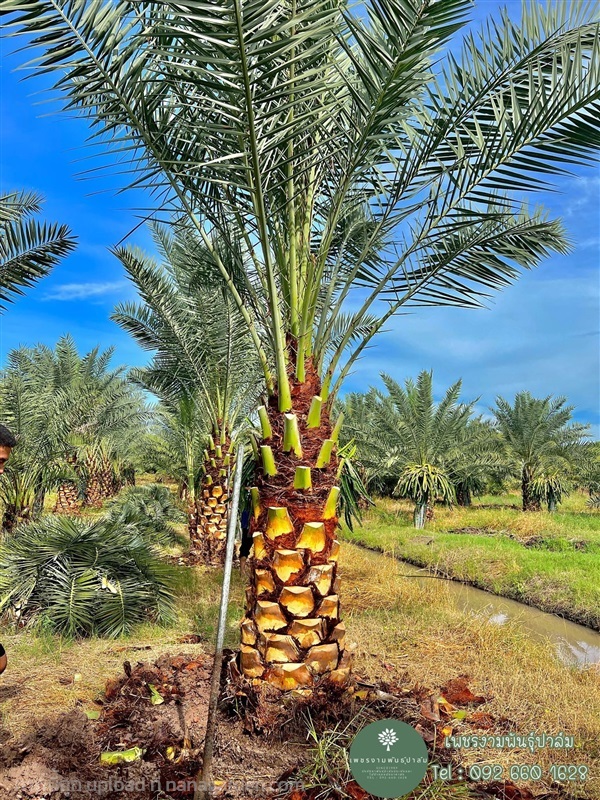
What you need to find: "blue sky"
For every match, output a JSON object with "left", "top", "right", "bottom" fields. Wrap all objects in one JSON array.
[{"left": 0, "top": 1, "right": 598, "bottom": 434}]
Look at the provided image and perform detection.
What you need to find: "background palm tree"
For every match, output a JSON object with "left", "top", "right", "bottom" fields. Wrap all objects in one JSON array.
[
  {"left": 140, "top": 398, "right": 208, "bottom": 546},
  {"left": 0, "top": 337, "right": 147, "bottom": 525},
  {"left": 112, "top": 223, "right": 261, "bottom": 564},
  {"left": 344, "top": 371, "right": 475, "bottom": 527},
  {"left": 6, "top": 0, "right": 600, "bottom": 686},
  {"left": 491, "top": 392, "right": 588, "bottom": 512},
  {"left": 448, "top": 419, "right": 504, "bottom": 507},
  {"left": 0, "top": 190, "right": 75, "bottom": 309}
]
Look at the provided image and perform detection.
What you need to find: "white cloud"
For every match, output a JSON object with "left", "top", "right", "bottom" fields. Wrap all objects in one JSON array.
[{"left": 43, "top": 281, "right": 127, "bottom": 301}]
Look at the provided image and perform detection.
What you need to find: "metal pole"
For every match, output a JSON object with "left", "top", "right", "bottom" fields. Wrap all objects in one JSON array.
[{"left": 194, "top": 449, "right": 244, "bottom": 800}]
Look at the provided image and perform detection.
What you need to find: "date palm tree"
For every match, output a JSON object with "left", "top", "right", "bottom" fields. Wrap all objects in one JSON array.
[
  {"left": 491, "top": 392, "right": 588, "bottom": 512},
  {"left": 448, "top": 419, "right": 504, "bottom": 507},
  {"left": 5, "top": 0, "right": 600, "bottom": 686},
  {"left": 0, "top": 337, "right": 147, "bottom": 521},
  {"left": 344, "top": 371, "right": 475, "bottom": 527},
  {"left": 0, "top": 190, "right": 75, "bottom": 309},
  {"left": 142, "top": 398, "right": 207, "bottom": 544},
  {"left": 112, "top": 223, "right": 261, "bottom": 564}
]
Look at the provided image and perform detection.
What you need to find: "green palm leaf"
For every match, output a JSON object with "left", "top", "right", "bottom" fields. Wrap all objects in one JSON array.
[{"left": 0, "top": 190, "right": 76, "bottom": 310}]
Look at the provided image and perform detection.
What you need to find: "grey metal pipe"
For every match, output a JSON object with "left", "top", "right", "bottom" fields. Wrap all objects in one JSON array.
[{"left": 194, "top": 449, "right": 244, "bottom": 800}]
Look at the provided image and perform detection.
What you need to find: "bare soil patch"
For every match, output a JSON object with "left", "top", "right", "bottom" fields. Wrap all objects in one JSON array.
[{"left": 0, "top": 651, "right": 582, "bottom": 800}]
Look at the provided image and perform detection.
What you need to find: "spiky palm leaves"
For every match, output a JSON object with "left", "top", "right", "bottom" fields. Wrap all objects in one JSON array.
[
  {"left": 0, "top": 336, "right": 147, "bottom": 522},
  {"left": 6, "top": 0, "right": 600, "bottom": 684},
  {"left": 0, "top": 190, "right": 75, "bottom": 309},
  {"left": 492, "top": 392, "right": 588, "bottom": 511},
  {"left": 112, "top": 224, "right": 260, "bottom": 564},
  {"left": 0, "top": 514, "right": 175, "bottom": 636},
  {"left": 141, "top": 399, "right": 207, "bottom": 542},
  {"left": 344, "top": 372, "right": 475, "bottom": 527},
  {"left": 105, "top": 484, "right": 183, "bottom": 546}
]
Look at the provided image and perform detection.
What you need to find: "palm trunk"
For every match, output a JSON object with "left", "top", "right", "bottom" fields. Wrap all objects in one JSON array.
[
  {"left": 548, "top": 489, "right": 557, "bottom": 513},
  {"left": 194, "top": 430, "right": 232, "bottom": 566},
  {"left": 187, "top": 497, "right": 199, "bottom": 545},
  {"left": 99, "top": 454, "right": 117, "bottom": 500},
  {"left": 84, "top": 455, "right": 104, "bottom": 508},
  {"left": 53, "top": 481, "right": 80, "bottom": 514},
  {"left": 522, "top": 467, "right": 541, "bottom": 512},
  {"left": 413, "top": 501, "right": 427, "bottom": 529},
  {"left": 240, "top": 357, "right": 349, "bottom": 690},
  {"left": 456, "top": 485, "right": 471, "bottom": 507}
]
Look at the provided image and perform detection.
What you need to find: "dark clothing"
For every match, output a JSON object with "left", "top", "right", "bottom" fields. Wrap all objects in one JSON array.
[{"left": 239, "top": 509, "right": 252, "bottom": 558}]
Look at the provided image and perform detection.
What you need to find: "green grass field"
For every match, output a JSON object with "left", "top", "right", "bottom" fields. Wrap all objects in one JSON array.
[{"left": 343, "top": 492, "right": 600, "bottom": 630}]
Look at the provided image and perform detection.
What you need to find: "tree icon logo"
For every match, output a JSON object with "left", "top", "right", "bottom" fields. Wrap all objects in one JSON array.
[{"left": 378, "top": 727, "right": 399, "bottom": 751}]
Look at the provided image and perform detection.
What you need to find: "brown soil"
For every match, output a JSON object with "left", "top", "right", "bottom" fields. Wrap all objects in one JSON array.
[
  {"left": 448, "top": 526, "right": 501, "bottom": 536},
  {"left": 0, "top": 654, "right": 568, "bottom": 800},
  {"left": 0, "top": 653, "right": 305, "bottom": 800}
]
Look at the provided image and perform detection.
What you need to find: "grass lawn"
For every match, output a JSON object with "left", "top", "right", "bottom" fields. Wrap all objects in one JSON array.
[
  {"left": 343, "top": 493, "right": 600, "bottom": 630},
  {"left": 1, "top": 531, "right": 599, "bottom": 798}
]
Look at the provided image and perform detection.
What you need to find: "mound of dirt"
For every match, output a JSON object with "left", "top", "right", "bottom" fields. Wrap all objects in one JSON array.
[
  {"left": 0, "top": 653, "right": 305, "bottom": 800},
  {"left": 0, "top": 657, "right": 566, "bottom": 800}
]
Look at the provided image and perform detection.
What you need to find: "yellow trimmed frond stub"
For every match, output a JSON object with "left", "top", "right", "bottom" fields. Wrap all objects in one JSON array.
[
  {"left": 267, "top": 663, "right": 313, "bottom": 691},
  {"left": 250, "top": 486, "right": 261, "bottom": 519},
  {"left": 252, "top": 532, "right": 267, "bottom": 559},
  {"left": 255, "top": 568, "right": 276, "bottom": 596},
  {"left": 306, "top": 396, "right": 322, "bottom": 428},
  {"left": 264, "top": 633, "right": 300, "bottom": 663},
  {"left": 257, "top": 405, "right": 272, "bottom": 439},
  {"left": 305, "top": 643, "right": 339, "bottom": 674},
  {"left": 330, "top": 622, "right": 346, "bottom": 648},
  {"left": 316, "top": 439, "right": 335, "bottom": 468},
  {"left": 265, "top": 506, "right": 294, "bottom": 540},
  {"left": 323, "top": 486, "right": 340, "bottom": 519},
  {"left": 296, "top": 521, "right": 326, "bottom": 552},
  {"left": 316, "top": 595, "right": 339, "bottom": 618},
  {"left": 294, "top": 465, "right": 312, "bottom": 489},
  {"left": 307, "top": 564, "right": 334, "bottom": 595},
  {"left": 280, "top": 586, "right": 315, "bottom": 617},
  {"left": 288, "top": 618, "right": 325, "bottom": 648},
  {"left": 240, "top": 645, "right": 264, "bottom": 678},
  {"left": 241, "top": 617, "right": 258, "bottom": 646},
  {"left": 273, "top": 549, "right": 304, "bottom": 582},
  {"left": 283, "top": 413, "right": 303, "bottom": 457},
  {"left": 329, "top": 540, "right": 340, "bottom": 561},
  {"left": 261, "top": 445, "right": 277, "bottom": 476},
  {"left": 255, "top": 600, "right": 287, "bottom": 632}
]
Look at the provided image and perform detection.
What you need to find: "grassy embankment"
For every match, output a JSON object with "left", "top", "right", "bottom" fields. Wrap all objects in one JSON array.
[
  {"left": 343, "top": 493, "right": 600, "bottom": 630},
  {"left": 1, "top": 519, "right": 599, "bottom": 797}
]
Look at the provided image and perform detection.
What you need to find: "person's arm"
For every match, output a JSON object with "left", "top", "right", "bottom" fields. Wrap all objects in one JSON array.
[{"left": 0, "top": 643, "right": 7, "bottom": 675}]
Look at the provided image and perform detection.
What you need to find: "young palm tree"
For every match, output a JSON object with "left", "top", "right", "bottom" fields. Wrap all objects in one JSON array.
[
  {"left": 112, "top": 223, "right": 261, "bottom": 564},
  {"left": 345, "top": 371, "right": 475, "bottom": 527},
  {"left": 492, "top": 392, "right": 588, "bottom": 512},
  {"left": 0, "top": 337, "right": 147, "bottom": 520},
  {"left": 5, "top": 0, "right": 600, "bottom": 686},
  {"left": 448, "top": 419, "right": 504, "bottom": 507},
  {"left": 142, "top": 398, "right": 208, "bottom": 545},
  {"left": 0, "top": 190, "right": 75, "bottom": 309}
]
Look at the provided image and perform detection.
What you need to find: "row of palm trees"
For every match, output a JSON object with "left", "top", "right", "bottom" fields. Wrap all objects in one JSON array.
[
  {"left": 0, "top": 336, "right": 146, "bottom": 529},
  {"left": 340, "top": 371, "right": 594, "bottom": 527},
  {"left": 2, "top": 0, "right": 600, "bottom": 690}
]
